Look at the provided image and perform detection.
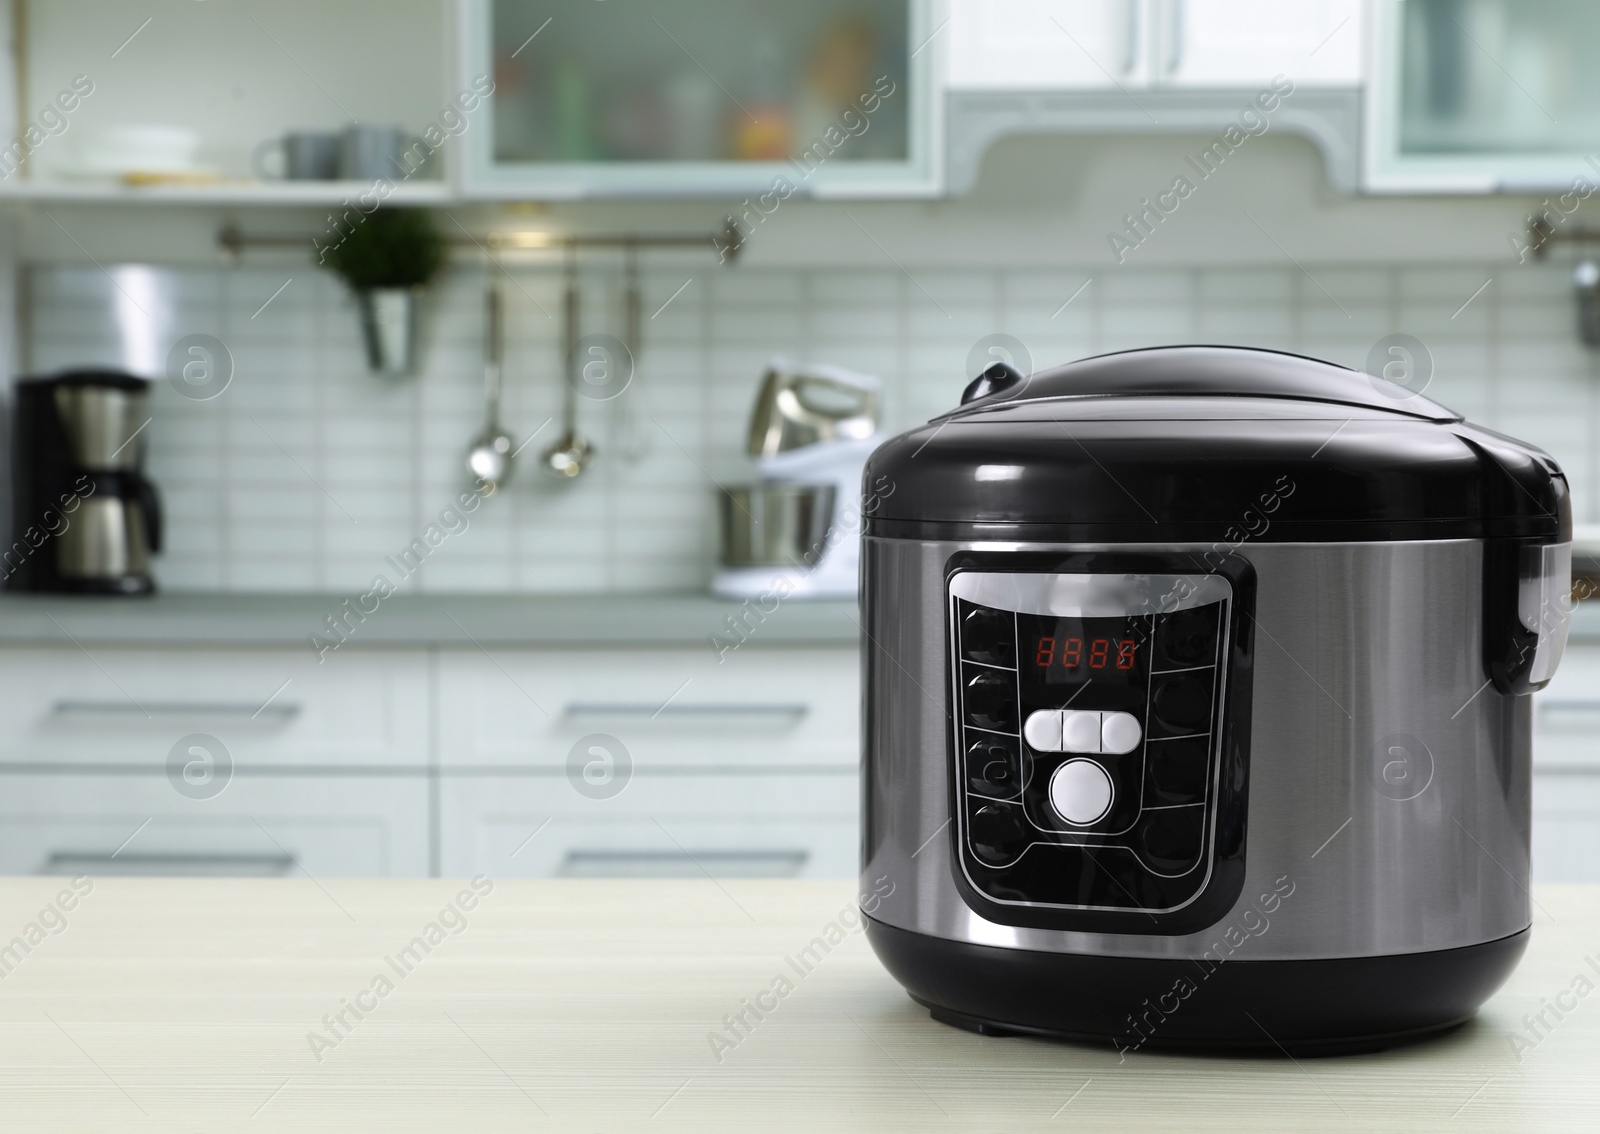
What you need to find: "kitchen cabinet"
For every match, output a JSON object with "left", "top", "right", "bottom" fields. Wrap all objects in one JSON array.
[
  {"left": 0, "top": 648, "right": 430, "bottom": 769},
  {"left": 456, "top": 0, "right": 942, "bottom": 198},
  {"left": 1533, "top": 639, "right": 1600, "bottom": 881},
  {"left": 438, "top": 772, "right": 857, "bottom": 879},
  {"left": 945, "top": 0, "right": 1362, "bottom": 91},
  {"left": 1532, "top": 641, "right": 1600, "bottom": 774},
  {"left": 1366, "top": 0, "right": 1600, "bottom": 191},
  {"left": 435, "top": 647, "right": 858, "bottom": 769},
  {"left": 0, "top": 772, "right": 429, "bottom": 877},
  {"left": 945, "top": 0, "right": 1148, "bottom": 90},
  {"left": 1533, "top": 773, "right": 1600, "bottom": 883},
  {"left": 941, "top": 0, "right": 1365, "bottom": 193},
  {"left": 1, "top": 622, "right": 1594, "bottom": 880},
  {"left": 0, "top": 0, "right": 1371, "bottom": 209},
  {"left": 1160, "top": 0, "right": 1362, "bottom": 87},
  {"left": 0, "top": 633, "right": 862, "bottom": 880},
  {"left": 434, "top": 646, "right": 860, "bottom": 878}
]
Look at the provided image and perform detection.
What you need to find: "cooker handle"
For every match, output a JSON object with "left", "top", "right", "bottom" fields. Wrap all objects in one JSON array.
[
  {"left": 961, "top": 361, "right": 1026, "bottom": 404},
  {"left": 137, "top": 473, "right": 162, "bottom": 554},
  {"left": 1484, "top": 540, "right": 1571, "bottom": 695}
]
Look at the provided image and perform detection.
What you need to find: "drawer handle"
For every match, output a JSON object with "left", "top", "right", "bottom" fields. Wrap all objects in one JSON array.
[
  {"left": 557, "top": 849, "right": 809, "bottom": 878},
  {"left": 563, "top": 702, "right": 809, "bottom": 723},
  {"left": 1123, "top": 0, "right": 1140, "bottom": 75},
  {"left": 51, "top": 700, "right": 301, "bottom": 722},
  {"left": 1165, "top": 0, "right": 1184, "bottom": 74},
  {"left": 43, "top": 851, "right": 295, "bottom": 877}
]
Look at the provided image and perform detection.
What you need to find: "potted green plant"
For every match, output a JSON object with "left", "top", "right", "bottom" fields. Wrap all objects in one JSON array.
[{"left": 320, "top": 208, "right": 447, "bottom": 375}]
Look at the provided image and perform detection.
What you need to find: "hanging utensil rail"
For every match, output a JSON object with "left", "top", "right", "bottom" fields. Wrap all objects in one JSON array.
[{"left": 216, "top": 219, "right": 744, "bottom": 262}]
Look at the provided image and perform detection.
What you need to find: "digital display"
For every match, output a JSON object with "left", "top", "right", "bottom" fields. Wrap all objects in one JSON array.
[
  {"left": 1016, "top": 612, "right": 1151, "bottom": 714},
  {"left": 1032, "top": 635, "right": 1137, "bottom": 671}
]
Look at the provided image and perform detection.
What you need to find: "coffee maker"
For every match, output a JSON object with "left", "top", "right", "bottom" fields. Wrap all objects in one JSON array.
[{"left": 9, "top": 370, "right": 161, "bottom": 594}]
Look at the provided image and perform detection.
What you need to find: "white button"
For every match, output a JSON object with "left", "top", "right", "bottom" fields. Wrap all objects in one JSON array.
[
  {"left": 1049, "top": 759, "right": 1114, "bottom": 826},
  {"left": 1101, "top": 712, "right": 1143, "bottom": 755},
  {"left": 1022, "top": 709, "right": 1063, "bottom": 752},
  {"left": 1062, "top": 710, "right": 1103, "bottom": 753}
]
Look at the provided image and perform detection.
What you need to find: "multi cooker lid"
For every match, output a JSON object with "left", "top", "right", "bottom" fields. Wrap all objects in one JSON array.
[
  {"left": 950, "top": 345, "right": 1462, "bottom": 423},
  {"left": 867, "top": 346, "right": 1570, "bottom": 542}
]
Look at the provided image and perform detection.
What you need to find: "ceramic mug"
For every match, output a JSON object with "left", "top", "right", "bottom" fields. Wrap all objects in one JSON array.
[
  {"left": 340, "top": 124, "right": 426, "bottom": 180},
  {"left": 252, "top": 130, "right": 340, "bottom": 180}
]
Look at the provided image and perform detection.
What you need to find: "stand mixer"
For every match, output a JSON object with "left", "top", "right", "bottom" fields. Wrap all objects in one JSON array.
[{"left": 713, "top": 360, "right": 880, "bottom": 600}]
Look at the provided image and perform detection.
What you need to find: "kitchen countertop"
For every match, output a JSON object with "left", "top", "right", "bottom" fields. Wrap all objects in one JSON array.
[
  {"left": 0, "top": 591, "right": 1595, "bottom": 650},
  {"left": 1, "top": 877, "right": 1594, "bottom": 1132},
  {"left": 0, "top": 592, "right": 860, "bottom": 647}
]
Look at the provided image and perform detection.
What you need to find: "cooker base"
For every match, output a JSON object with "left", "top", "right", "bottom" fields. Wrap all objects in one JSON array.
[
  {"left": 866, "top": 917, "right": 1527, "bottom": 1056},
  {"left": 914, "top": 998, "right": 1470, "bottom": 1056}
]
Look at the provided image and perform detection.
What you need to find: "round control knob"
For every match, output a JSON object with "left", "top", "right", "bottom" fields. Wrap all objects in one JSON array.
[
  {"left": 1048, "top": 759, "right": 1114, "bottom": 826},
  {"left": 1156, "top": 606, "right": 1216, "bottom": 666},
  {"left": 961, "top": 606, "right": 1015, "bottom": 666},
  {"left": 969, "top": 803, "right": 1026, "bottom": 865},
  {"left": 965, "top": 737, "right": 1019, "bottom": 795},
  {"left": 964, "top": 671, "right": 1017, "bottom": 732},
  {"left": 1152, "top": 673, "right": 1212, "bottom": 732}
]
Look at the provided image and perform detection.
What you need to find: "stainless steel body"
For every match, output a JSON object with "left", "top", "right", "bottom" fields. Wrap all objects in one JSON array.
[
  {"left": 53, "top": 385, "right": 147, "bottom": 470},
  {"left": 718, "top": 484, "right": 836, "bottom": 568},
  {"left": 861, "top": 535, "right": 1530, "bottom": 961},
  {"left": 56, "top": 495, "right": 152, "bottom": 581}
]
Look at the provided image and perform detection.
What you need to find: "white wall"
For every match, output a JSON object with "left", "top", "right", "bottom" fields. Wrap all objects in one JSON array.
[{"left": 27, "top": 242, "right": 1597, "bottom": 594}]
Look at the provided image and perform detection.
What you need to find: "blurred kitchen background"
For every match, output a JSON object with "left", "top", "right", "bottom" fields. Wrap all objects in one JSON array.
[{"left": 3, "top": 0, "right": 1600, "bottom": 882}]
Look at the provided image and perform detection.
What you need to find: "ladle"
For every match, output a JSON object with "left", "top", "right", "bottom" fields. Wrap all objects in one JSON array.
[
  {"left": 541, "top": 246, "right": 594, "bottom": 479},
  {"left": 466, "top": 262, "right": 514, "bottom": 492}
]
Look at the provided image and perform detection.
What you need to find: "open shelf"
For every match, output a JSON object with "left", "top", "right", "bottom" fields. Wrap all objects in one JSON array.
[{"left": 0, "top": 180, "right": 455, "bottom": 207}]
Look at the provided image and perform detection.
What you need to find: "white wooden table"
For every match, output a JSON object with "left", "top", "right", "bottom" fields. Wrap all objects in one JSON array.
[{"left": 0, "top": 876, "right": 1593, "bottom": 1131}]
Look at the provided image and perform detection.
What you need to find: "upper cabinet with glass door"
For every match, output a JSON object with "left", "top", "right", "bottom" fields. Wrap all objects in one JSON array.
[
  {"left": 456, "top": 0, "right": 941, "bottom": 198},
  {"left": 945, "top": 0, "right": 1361, "bottom": 91},
  {"left": 1367, "top": 0, "right": 1600, "bottom": 191}
]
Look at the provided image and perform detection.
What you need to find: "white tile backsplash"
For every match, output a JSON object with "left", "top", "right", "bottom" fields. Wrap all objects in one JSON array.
[{"left": 22, "top": 257, "right": 1600, "bottom": 594}]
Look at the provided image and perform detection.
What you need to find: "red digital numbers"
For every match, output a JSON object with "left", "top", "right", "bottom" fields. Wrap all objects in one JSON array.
[{"left": 1033, "top": 636, "right": 1139, "bottom": 671}]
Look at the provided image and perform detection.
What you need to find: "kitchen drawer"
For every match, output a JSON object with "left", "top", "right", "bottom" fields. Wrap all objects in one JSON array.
[
  {"left": 1534, "top": 642, "right": 1600, "bottom": 771},
  {"left": 0, "top": 771, "right": 429, "bottom": 877},
  {"left": 436, "top": 647, "right": 858, "bottom": 769},
  {"left": 438, "top": 772, "right": 858, "bottom": 878},
  {"left": 0, "top": 647, "right": 430, "bottom": 768},
  {"left": 1533, "top": 771, "right": 1600, "bottom": 883}
]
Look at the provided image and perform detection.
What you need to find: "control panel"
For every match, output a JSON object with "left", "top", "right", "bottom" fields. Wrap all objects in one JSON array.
[{"left": 947, "top": 566, "right": 1249, "bottom": 928}]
